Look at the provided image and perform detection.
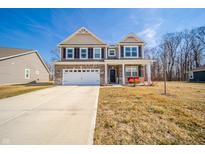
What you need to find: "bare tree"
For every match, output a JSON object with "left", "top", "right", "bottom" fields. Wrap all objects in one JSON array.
[
  {"left": 51, "top": 48, "right": 60, "bottom": 62},
  {"left": 162, "top": 33, "right": 182, "bottom": 80},
  {"left": 147, "top": 26, "right": 205, "bottom": 82}
]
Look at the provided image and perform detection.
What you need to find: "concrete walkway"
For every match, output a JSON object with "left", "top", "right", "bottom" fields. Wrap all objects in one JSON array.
[{"left": 0, "top": 86, "right": 99, "bottom": 144}]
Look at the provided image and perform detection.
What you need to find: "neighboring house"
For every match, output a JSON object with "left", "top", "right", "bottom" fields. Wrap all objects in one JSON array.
[
  {"left": 54, "top": 27, "right": 154, "bottom": 85},
  {"left": 189, "top": 66, "right": 205, "bottom": 82},
  {"left": 0, "top": 47, "right": 50, "bottom": 85}
]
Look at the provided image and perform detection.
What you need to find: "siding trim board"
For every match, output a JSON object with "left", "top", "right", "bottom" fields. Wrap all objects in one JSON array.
[
  {"left": 119, "top": 42, "right": 144, "bottom": 43},
  {"left": 60, "top": 44, "right": 107, "bottom": 46}
]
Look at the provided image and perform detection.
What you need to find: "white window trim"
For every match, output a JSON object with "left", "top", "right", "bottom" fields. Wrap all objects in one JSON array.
[
  {"left": 66, "top": 48, "right": 74, "bottom": 59},
  {"left": 25, "top": 69, "right": 30, "bottom": 79},
  {"left": 124, "top": 46, "right": 138, "bottom": 58},
  {"left": 125, "top": 66, "right": 139, "bottom": 77},
  {"left": 93, "top": 48, "right": 102, "bottom": 59},
  {"left": 80, "top": 48, "right": 88, "bottom": 59},
  {"left": 108, "top": 49, "right": 116, "bottom": 57}
]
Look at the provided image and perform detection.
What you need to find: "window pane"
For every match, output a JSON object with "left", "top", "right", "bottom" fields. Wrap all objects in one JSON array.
[
  {"left": 132, "top": 71, "right": 137, "bottom": 76},
  {"left": 125, "top": 47, "right": 130, "bottom": 52},
  {"left": 67, "top": 49, "right": 73, "bottom": 58},
  {"left": 125, "top": 67, "right": 131, "bottom": 76},
  {"left": 95, "top": 54, "right": 100, "bottom": 58},
  {"left": 25, "top": 69, "right": 30, "bottom": 79},
  {"left": 125, "top": 47, "right": 131, "bottom": 57},
  {"left": 81, "top": 49, "right": 87, "bottom": 58},
  {"left": 109, "top": 50, "right": 115, "bottom": 56},
  {"left": 132, "top": 67, "right": 138, "bottom": 76},
  {"left": 132, "top": 47, "right": 137, "bottom": 57},
  {"left": 132, "top": 47, "right": 137, "bottom": 52},
  {"left": 94, "top": 48, "right": 101, "bottom": 58}
]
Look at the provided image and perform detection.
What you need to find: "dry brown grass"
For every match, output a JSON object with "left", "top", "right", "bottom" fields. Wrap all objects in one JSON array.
[
  {"left": 0, "top": 82, "right": 54, "bottom": 99},
  {"left": 94, "top": 82, "right": 205, "bottom": 144}
]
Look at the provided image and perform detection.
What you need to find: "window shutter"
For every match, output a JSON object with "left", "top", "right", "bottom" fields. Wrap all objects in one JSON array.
[
  {"left": 121, "top": 46, "right": 124, "bottom": 57},
  {"left": 63, "top": 48, "right": 66, "bottom": 59},
  {"left": 74, "top": 48, "right": 79, "bottom": 59},
  {"left": 138, "top": 65, "right": 141, "bottom": 77},
  {"left": 139, "top": 46, "right": 142, "bottom": 58},
  {"left": 101, "top": 48, "right": 104, "bottom": 59},
  {"left": 88, "top": 48, "right": 93, "bottom": 59},
  {"left": 74, "top": 48, "right": 77, "bottom": 58}
]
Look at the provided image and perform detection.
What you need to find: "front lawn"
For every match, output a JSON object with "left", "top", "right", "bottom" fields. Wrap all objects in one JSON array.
[
  {"left": 94, "top": 82, "right": 205, "bottom": 144},
  {"left": 0, "top": 82, "right": 54, "bottom": 99}
]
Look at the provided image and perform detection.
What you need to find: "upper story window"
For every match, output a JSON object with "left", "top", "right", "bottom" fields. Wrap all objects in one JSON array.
[
  {"left": 108, "top": 49, "right": 116, "bottom": 57},
  {"left": 93, "top": 48, "right": 101, "bottom": 59},
  {"left": 80, "top": 48, "right": 88, "bottom": 59},
  {"left": 66, "top": 48, "right": 74, "bottom": 59},
  {"left": 124, "top": 46, "right": 138, "bottom": 58}
]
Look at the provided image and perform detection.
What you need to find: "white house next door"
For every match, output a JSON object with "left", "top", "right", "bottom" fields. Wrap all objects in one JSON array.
[{"left": 62, "top": 69, "right": 100, "bottom": 85}]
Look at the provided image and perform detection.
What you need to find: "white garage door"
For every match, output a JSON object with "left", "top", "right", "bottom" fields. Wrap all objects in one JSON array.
[{"left": 62, "top": 69, "right": 100, "bottom": 85}]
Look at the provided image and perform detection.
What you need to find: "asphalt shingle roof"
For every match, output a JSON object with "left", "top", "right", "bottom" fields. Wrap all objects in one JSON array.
[{"left": 0, "top": 47, "right": 33, "bottom": 59}]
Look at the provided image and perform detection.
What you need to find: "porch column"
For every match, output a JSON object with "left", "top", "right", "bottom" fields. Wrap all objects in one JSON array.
[
  {"left": 147, "top": 63, "right": 152, "bottom": 85},
  {"left": 122, "top": 63, "right": 125, "bottom": 85},
  {"left": 105, "top": 63, "right": 108, "bottom": 85}
]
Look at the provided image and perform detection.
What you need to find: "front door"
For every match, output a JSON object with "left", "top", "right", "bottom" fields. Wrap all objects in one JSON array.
[{"left": 110, "top": 69, "right": 116, "bottom": 83}]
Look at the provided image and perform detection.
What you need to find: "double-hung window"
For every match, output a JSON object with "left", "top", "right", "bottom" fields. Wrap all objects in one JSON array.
[
  {"left": 66, "top": 48, "right": 74, "bottom": 59},
  {"left": 25, "top": 69, "right": 30, "bottom": 79},
  {"left": 124, "top": 46, "right": 138, "bottom": 58},
  {"left": 93, "top": 48, "right": 101, "bottom": 59},
  {"left": 80, "top": 48, "right": 88, "bottom": 59},
  {"left": 125, "top": 66, "right": 138, "bottom": 77}
]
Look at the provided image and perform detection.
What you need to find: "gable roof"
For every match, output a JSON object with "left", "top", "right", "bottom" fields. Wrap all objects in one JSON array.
[
  {"left": 0, "top": 47, "right": 50, "bottom": 73},
  {"left": 119, "top": 33, "right": 144, "bottom": 44},
  {"left": 0, "top": 47, "right": 32, "bottom": 59},
  {"left": 192, "top": 66, "right": 205, "bottom": 72},
  {"left": 59, "top": 27, "right": 107, "bottom": 46}
]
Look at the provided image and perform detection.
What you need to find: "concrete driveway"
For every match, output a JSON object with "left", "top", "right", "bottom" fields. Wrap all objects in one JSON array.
[{"left": 0, "top": 86, "right": 99, "bottom": 144}]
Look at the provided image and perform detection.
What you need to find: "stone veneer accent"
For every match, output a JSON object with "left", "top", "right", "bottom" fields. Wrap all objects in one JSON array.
[
  {"left": 54, "top": 64, "right": 105, "bottom": 85},
  {"left": 54, "top": 64, "right": 145, "bottom": 85},
  {"left": 106, "top": 64, "right": 144, "bottom": 84},
  {"left": 107, "top": 65, "right": 123, "bottom": 84}
]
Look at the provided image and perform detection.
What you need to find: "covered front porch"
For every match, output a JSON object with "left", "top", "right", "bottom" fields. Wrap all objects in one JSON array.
[{"left": 104, "top": 59, "right": 153, "bottom": 85}]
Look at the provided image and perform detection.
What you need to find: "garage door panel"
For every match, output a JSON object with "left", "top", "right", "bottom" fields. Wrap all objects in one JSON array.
[{"left": 62, "top": 69, "right": 100, "bottom": 85}]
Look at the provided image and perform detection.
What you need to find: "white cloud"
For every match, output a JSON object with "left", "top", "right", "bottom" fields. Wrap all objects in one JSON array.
[
  {"left": 128, "top": 9, "right": 164, "bottom": 48},
  {"left": 137, "top": 20, "right": 163, "bottom": 48}
]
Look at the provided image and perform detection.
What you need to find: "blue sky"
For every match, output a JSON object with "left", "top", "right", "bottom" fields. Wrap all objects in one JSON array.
[{"left": 0, "top": 8, "right": 205, "bottom": 63}]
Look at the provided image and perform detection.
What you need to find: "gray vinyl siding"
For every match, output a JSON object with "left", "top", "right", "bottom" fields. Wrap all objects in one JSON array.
[{"left": 0, "top": 52, "right": 49, "bottom": 85}]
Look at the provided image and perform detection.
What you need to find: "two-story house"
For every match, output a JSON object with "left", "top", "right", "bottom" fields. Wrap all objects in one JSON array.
[{"left": 54, "top": 27, "right": 154, "bottom": 85}]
